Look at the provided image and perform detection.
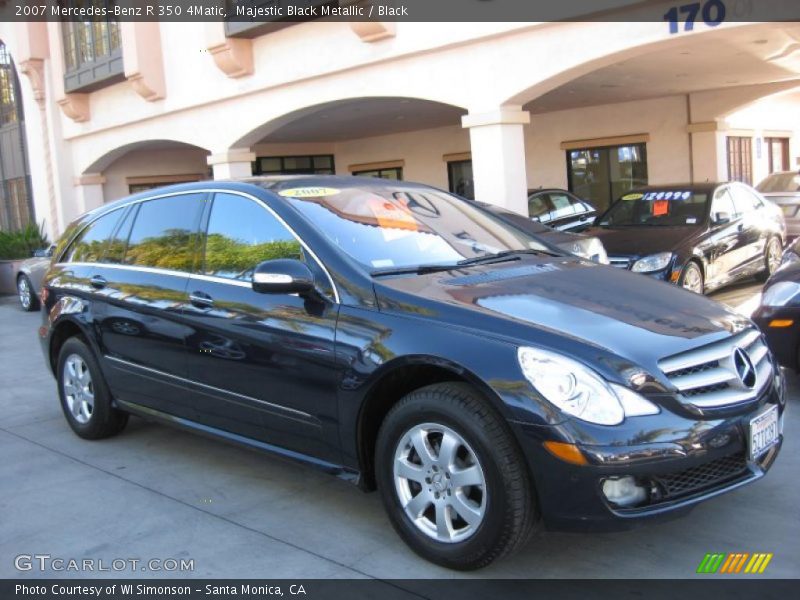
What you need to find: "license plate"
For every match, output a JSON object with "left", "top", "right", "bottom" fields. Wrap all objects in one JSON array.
[{"left": 749, "top": 405, "right": 779, "bottom": 461}]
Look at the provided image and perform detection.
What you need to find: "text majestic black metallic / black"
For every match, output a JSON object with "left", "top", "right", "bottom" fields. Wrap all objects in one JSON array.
[{"left": 38, "top": 176, "right": 785, "bottom": 570}]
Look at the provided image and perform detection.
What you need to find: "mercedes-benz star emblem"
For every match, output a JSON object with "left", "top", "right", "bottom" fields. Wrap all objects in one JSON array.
[{"left": 732, "top": 347, "right": 756, "bottom": 389}]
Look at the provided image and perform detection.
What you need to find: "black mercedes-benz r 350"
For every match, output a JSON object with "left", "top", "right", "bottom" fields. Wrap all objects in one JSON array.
[{"left": 38, "top": 176, "right": 785, "bottom": 570}]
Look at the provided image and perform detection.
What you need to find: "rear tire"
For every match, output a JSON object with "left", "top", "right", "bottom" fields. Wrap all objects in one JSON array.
[
  {"left": 756, "top": 237, "right": 782, "bottom": 282},
  {"left": 375, "top": 382, "right": 535, "bottom": 570},
  {"left": 17, "top": 274, "right": 38, "bottom": 312},
  {"left": 57, "top": 337, "right": 128, "bottom": 439}
]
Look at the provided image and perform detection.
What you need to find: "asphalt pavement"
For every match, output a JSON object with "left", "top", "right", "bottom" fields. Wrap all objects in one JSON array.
[{"left": 0, "top": 281, "right": 797, "bottom": 579}]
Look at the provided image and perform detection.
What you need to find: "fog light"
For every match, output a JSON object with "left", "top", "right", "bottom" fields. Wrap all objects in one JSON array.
[{"left": 601, "top": 476, "right": 647, "bottom": 507}]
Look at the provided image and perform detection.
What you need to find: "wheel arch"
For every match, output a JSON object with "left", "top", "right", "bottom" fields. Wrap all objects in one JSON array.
[
  {"left": 354, "top": 355, "right": 510, "bottom": 491},
  {"left": 48, "top": 316, "right": 95, "bottom": 375}
]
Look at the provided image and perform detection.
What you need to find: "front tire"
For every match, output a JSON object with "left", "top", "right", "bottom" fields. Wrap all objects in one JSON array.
[
  {"left": 375, "top": 383, "right": 535, "bottom": 570},
  {"left": 57, "top": 337, "right": 128, "bottom": 439},
  {"left": 17, "top": 274, "right": 38, "bottom": 311},
  {"left": 678, "top": 261, "right": 704, "bottom": 294}
]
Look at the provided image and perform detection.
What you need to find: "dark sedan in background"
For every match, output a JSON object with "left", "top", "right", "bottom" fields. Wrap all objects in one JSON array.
[
  {"left": 526, "top": 188, "right": 597, "bottom": 232},
  {"left": 754, "top": 236, "right": 800, "bottom": 370},
  {"left": 586, "top": 182, "right": 785, "bottom": 294},
  {"left": 757, "top": 170, "right": 800, "bottom": 242}
]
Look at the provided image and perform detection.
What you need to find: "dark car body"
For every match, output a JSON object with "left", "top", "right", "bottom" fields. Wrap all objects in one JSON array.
[
  {"left": 477, "top": 201, "right": 608, "bottom": 264},
  {"left": 38, "top": 177, "right": 784, "bottom": 554},
  {"left": 753, "top": 237, "right": 800, "bottom": 369},
  {"left": 586, "top": 182, "right": 786, "bottom": 293},
  {"left": 757, "top": 170, "right": 800, "bottom": 242},
  {"left": 527, "top": 188, "right": 597, "bottom": 233}
]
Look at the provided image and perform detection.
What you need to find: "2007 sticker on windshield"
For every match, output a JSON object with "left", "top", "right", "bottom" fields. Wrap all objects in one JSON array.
[{"left": 278, "top": 187, "right": 340, "bottom": 198}]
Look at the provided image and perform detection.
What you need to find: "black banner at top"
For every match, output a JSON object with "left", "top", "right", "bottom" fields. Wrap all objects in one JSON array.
[{"left": 1, "top": 0, "right": 799, "bottom": 23}]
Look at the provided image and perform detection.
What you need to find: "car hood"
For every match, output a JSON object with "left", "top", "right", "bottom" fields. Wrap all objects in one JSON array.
[
  {"left": 374, "top": 256, "right": 749, "bottom": 378},
  {"left": 584, "top": 225, "right": 702, "bottom": 258}
]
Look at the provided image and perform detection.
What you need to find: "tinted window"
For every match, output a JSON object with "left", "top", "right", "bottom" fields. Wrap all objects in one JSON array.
[
  {"left": 547, "top": 193, "right": 577, "bottom": 220},
  {"left": 203, "top": 193, "right": 302, "bottom": 281},
  {"left": 711, "top": 188, "right": 736, "bottom": 218},
  {"left": 104, "top": 207, "right": 135, "bottom": 264},
  {"left": 124, "top": 194, "right": 205, "bottom": 271},
  {"left": 528, "top": 194, "right": 550, "bottom": 218},
  {"left": 64, "top": 209, "right": 124, "bottom": 263}
]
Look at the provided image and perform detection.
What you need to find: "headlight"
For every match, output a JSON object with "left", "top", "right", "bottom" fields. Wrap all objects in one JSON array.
[
  {"left": 631, "top": 252, "right": 674, "bottom": 273},
  {"left": 517, "top": 347, "right": 660, "bottom": 425},
  {"left": 761, "top": 281, "right": 800, "bottom": 307}
]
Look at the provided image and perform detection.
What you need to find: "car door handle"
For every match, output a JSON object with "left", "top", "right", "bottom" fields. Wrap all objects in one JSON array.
[
  {"left": 90, "top": 275, "right": 107, "bottom": 289},
  {"left": 189, "top": 291, "right": 214, "bottom": 308}
]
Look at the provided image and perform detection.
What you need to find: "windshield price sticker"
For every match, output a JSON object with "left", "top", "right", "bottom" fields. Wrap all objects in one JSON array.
[
  {"left": 279, "top": 187, "right": 340, "bottom": 198},
  {"left": 644, "top": 191, "right": 691, "bottom": 201}
]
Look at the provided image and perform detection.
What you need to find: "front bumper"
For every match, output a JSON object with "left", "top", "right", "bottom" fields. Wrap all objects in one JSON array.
[{"left": 513, "top": 384, "right": 785, "bottom": 532}]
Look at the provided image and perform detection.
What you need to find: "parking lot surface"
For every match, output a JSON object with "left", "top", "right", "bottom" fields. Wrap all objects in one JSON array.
[{"left": 0, "top": 281, "right": 797, "bottom": 579}]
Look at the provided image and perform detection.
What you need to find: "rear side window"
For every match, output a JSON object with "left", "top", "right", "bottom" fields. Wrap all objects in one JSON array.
[
  {"left": 202, "top": 193, "right": 302, "bottom": 281},
  {"left": 527, "top": 194, "right": 550, "bottom": 219},
  {"left": 124, "top": 194, "right": 205, "bottom": 272},
  {"left": 63, "top": 210, "right": 124, "bottom": 264}
]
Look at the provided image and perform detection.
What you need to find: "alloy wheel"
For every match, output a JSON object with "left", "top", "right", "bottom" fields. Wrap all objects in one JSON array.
[
  {"left": 63, "top": 354, "right": 95, "bottom": 424},
  {"left": 681, "top": 264, "right": 703, "bottom": 293},
  {"left": 767, "top": 238, "right": 782, "bottom": 274},
  {"left": 17, "top": 277, "right": 31, "bottom": 310},
  {"left": 393, "top": 422, "right": 486, "bottom": 543}
]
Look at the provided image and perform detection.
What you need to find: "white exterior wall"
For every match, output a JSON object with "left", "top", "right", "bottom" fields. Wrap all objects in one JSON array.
[
  {"left": 525, "top": 96, "right": 693, "bottom": 189},
  {"left": 102, "top": 147, "right": 210, "bottom": 201}
]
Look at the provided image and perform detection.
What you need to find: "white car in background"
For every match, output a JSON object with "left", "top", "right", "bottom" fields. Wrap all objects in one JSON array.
[
  {"left": 758, "top": 170, "right": 800, "bottom": 242},
  {"left": 16, "top": 245, "right": 55, "bottom": 311}
]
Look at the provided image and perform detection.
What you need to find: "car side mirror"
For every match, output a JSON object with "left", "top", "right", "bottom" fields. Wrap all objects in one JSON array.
[
  {"left": 713, "top": 211, "right": 731, "bottom": 225},
  {"left": 252, "top": 259, "right": 315, "bottom": 295}
]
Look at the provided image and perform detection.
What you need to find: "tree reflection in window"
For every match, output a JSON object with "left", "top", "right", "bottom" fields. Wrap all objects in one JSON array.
[
  {"left": 124, "top": 228, "right": 199, "bottom": 272},
  {"left": 122, "top": 194, "right": 205, "bottom": 272},
  {"left": 203, "top": 193, "right": 303, "bottom": 281}
]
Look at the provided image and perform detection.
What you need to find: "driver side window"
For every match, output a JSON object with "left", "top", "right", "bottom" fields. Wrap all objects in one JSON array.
[{"left": 203, "top": 193, "right": 302, "bottom": 281}]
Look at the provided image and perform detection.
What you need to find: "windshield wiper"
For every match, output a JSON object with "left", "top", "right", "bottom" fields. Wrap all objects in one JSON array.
[
  {"left": 455, "top": 248, "right": 556, "bottom": 267},
  {"left": 371, "top": 264, "right": 462, "bottom": 277},
  {"left": 371, "top": 249, "right": 556, "bottom": 278}
]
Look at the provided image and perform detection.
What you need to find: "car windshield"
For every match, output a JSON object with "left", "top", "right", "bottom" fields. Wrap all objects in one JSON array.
[
  {"left": 279, "top": 185, "right": 551, "bottom": 271},
  {"left": 598, "top": 190, "right": 709, "bottom": 227},
  {"left": 757, "top": 172, "right": 800, "bottom": 193}
]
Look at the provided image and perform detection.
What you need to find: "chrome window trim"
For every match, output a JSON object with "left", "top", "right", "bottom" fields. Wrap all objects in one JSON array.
[
  {"left": 104, "top": 355, "right": 315, "bottom": 422},
  {"left": 58, "top": 188, "right": 340, "bottom": 303}
]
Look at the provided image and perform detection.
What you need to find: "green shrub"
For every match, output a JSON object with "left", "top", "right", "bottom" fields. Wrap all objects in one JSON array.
[{"left": 0, "top": 222, "right": 49, "bottom": 260}]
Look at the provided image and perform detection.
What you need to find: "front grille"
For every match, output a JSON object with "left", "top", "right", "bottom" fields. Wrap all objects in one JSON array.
[
  {"left": 658, "top": 329, "right": 773, "bottom": 409},
  {"left": 608, "top": 256, "right": 631, "bottom": 269},
  {"left": 652, "top": 452, "right": 749, "bottom": 501}
]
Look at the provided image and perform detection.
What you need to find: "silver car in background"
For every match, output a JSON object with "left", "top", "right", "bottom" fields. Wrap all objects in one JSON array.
[
  {"left": 758, "top": 170, "right": 800, "bottom": 242},
  {"left": 16, "top": 245, "right": 55, "bottom": 311}
]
